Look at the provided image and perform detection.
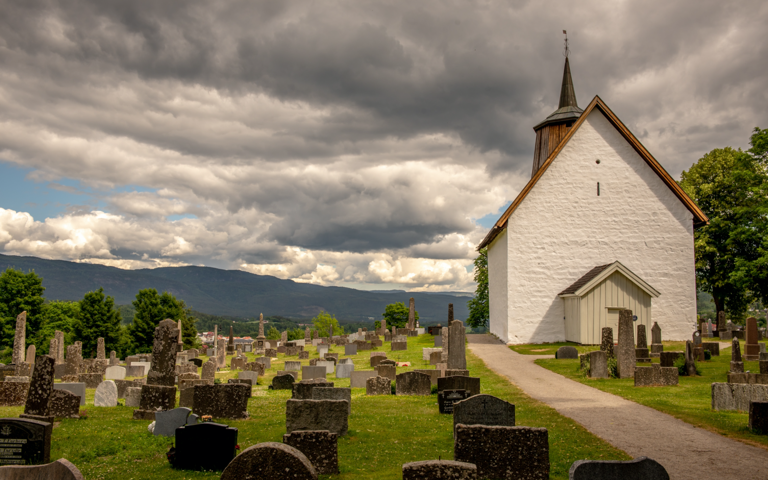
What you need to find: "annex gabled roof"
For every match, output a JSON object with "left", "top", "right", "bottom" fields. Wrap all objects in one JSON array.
[
  {"left": 478, "top": 95, "right": 709, "bottom": 250},
  {"left": 558, "top": 261, "right": 660, "bottom": 298}
]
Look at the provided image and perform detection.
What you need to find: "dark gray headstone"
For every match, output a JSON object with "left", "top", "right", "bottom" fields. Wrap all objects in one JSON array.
[
  {"left": 154, "top": 407, "right": 196, "bottom": 437},
  {"left": 454, "top": 425, "right": 548, "bottom": 479},
  {"left": 453, "top": 394, "right": 515, "bottom": 432},
  {"left": 344, "top": 344, "right": 357, "bottom": 356},
  {"left": 193, "top": 384, "right": 249, "bottom": 419},
  {"left": 556, "top": 346, "right": 579, "bottom": 359},
  {"left": 220, "top": 442, "right": 317, "bottom": 480},
  {"left": 750, "top": 402, "right": 768, "bottom": 432},
  {"left": 438, "top": 390, "right": 470, "bottom": 414},
  {"left": 0, "top": 418, "right": 52, "bottom": 466},
  {"left": 285, "top": 399, "right": 348, "bottom": 436},
  {"left": 271, "top": 374, "right": 296, "bottom": 390},
  {"left": 395, "top": 372, "right": 431, "bottom": 396},
  {"left": 437, "top": 376, "right": 480, "bottom": 395},
  {"left": 569, "top": 456, "right": 669, "bottom": 480},
  {"left": 283, "top": 430, "right": 338, "bottom": 475},
  {"left": 174, "top": 422, "right": 238, "bottom": 471},
  {"left": 402, "top": 460, "right": 477, "bottom": 479},
  {"left": 24, "top": 355, "right": 55, "bottom": 417}
]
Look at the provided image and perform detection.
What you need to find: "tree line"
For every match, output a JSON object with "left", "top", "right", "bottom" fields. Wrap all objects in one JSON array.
[{"left": 0, "top": 268, "right": 200, "bottom": 362}]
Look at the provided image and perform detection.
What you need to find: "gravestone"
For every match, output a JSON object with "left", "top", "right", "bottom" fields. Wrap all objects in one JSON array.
[
  {"left": 12, "top": 312, "right": 26, "bottom": 368},
  {"left": 96, "top": 337, "right": 105, "bottom": 362},
  {"left": 366, "top": 376, "right": 391, "bottom": 395},
  {"left": 299, "top": 351, "right": 309, "bottom": 359},
  {"left": 407, "top": 297, "right": 416, "bottom": 330},
  {"left": 153, "top": 407, "right": 197, "bottom": 437},
  {"left": 454, "top": 425, "right": 548, "bottom": 480},
  {"left": 124, "top": 387, "right": 142, "bottom": 407},
  {"left": 109, "top": 351, "right": 118, "bottom": 366},
  {"left": 634, "top": 364, "right": 679, "bottom": 387},
  {"left": 316, "top": 360, "right": 334, "bottom": 375},
  {"left": 292, "top": 381, "right": 334, "bottom": 400},
  {"left": 391, "top": 341, "right": 407, "bottom": 351},
  {"left": 25, "top": 345, "right": 35, "bottom": 367},
  {"left": 220, "top": 442, "right": 317, "bottom": 480},
  {"left": 437, "top": 376, "right": 480, "bottom": 396},
  {"left": 600, "top": 327, "right": 614, "bottom": 359},
  {"left": 78, "top": 373, "right": 103, "bottom": 389},
  {"left": 133, "top": 385, "right": 176, "bottom": 420},
  {"left": 350, "top": 371, "right": 377, "bottom": 388},
  {"left": 173, "top": 422, "right": 238, "bottom": 471},
  {"left": 376, "top": 364, "right": 396, "bottom": 380},
  {"left": 238, "top": 371, "right": 260, "bottom": 383},
  {"left": 616, "top": 310, "right": 636, "bottom": 378},
  {"left": 345, "top": 344, "right": 357, "bottom": 356},
  {"left": 588, "top": 350, "right": 608, "bottom": 378},
  {"left": 104, "top": 366, "right": 126, "bottom": 380},
  {"left": 684, "top": 341, "right": 697, "bottom": 377},
  {"left": 745, "top": 316, "right": 760, "bottom": 361},
  {"left": 650, "top": 322, "right": 663, "bottom": 356},
  {"left": 271, "top": 374, "right": 296, "bottom": 390},
  {"left": 718, "top": 310, "right": 727, "bottom": 332},
  {"left": 692, "top": 331, "right": 702, "bottom": 346},
  {"left": 193, "top": 384, "right": 250, "bottom": 419},
  {"left": 396, "top": 372, "right": 431, "bottom": 396},
  {"left": 448, "top": 320, "right": 466, "bottom": 369},
  {"left": 302, "top": 366, "right": 327, "bottom": 381},
  {"left": 201, "top": 359, "right": 217, "bottom": 382},
  {"left": 636, "top": 325, "right": 651, "bottom": 362},
  {"left": 286, "top": 399, "right": 349, "bottom": 436},
  {"left": 453, "top": 393, "right": 516, "bottom": 434},
  {"left": 48, "top": 339, "right": 59, "bottom": 368},
  {"left": 312, "top": 387, "right": 352, "bottom": 414},
  {"left": 660, "top": 351, "right": 684, "bottom": 368},
  {"left": 729, "top": 337, "right": 744, "bottom": 373},
  {"left": 255, "top": 356, "right": 271, "bottom": 369},
  {"left": 569, "top": 457, "right": 669, "bottom": 480},
  {"left": 438, "top": 390, "right": 470, "bottom": 414},
  {"left": 435, "top": 335, "right": 443, "bottom": 347},
  {"left": 54, "top": 331, "right": 64, "bottom": 365},
  {"left": 555, "top": 346, "right": 578, "bottom": 359},
  {"left": 750, "top": 402, "right": 768, "bottom": 432},
  {"left": 402, "top": 460, "right": 477, "bottom": 480},
  {"left": 441, "top": 326, "right": 449, "bottom": 363},
  {"left": 132, "top": 321, "right": 180, "bottom": 420},
  {"left": 430, "top": 351, "right": 443, "bottom": 365},
  {"left": 53, "top": 383, "right": 85, "bottom": 406},
  {"left": 371, "top": 356, "right": 387, "bottom": 368},
  {"left": 93, "top": 380, "right": 118, "bottom": 407},
  {"left": 23, "top": 355, "right": 55, "bottom": 417},
  {"left": 265, "top": 348, "right": 277, "bottom": 357},
  {"left": 47, "top": 389, "right": 80, "bottom": 418},
  {"left": 0, "top": 418, "right": 52, "bottom": 466},
  {"left": 336, "top": 363, "right": 354, "bottom": 379},
  {"left": 283, "top": 430, "right": 338, "bottom": 475}
]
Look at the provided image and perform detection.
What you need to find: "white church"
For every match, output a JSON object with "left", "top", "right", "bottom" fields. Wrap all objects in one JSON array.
[{"left": 478, "top": 57, "right": 708, "bottom": 345}]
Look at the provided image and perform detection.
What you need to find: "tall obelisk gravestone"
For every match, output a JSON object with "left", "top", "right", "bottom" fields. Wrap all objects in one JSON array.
[
  {"left": 616, "top": 309, "right": 636, "bottom": 378},
  {"left": 407, "top": 297, "right": 415, "bottom": 331}
]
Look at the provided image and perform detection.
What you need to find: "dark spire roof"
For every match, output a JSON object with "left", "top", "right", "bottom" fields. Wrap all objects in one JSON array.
[{"left": 533, "top": 56, "right": 583, "bottom": 130}]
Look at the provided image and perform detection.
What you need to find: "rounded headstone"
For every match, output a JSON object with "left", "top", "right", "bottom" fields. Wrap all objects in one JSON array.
[
  {"left": 93, "top": 380, "right": 118, "bottom": 407},
  {"left": 220, "top": 442, "right": 317, "bottom": 480}
]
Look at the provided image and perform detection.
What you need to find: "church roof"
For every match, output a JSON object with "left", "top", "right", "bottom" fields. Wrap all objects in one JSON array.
[
  {"left": 533, "top": 57, "right": 583, "bottom": 130},
  {"left": 477, "top": 95, "right": 709, "bottom": 250},
  {"left": 558, "top": 261, "right": 660, "bottom": 298}
]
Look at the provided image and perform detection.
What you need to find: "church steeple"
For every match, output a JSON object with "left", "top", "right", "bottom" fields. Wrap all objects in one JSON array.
[{"left": 531, "top": 51, "right": 584, "bottom": 177}]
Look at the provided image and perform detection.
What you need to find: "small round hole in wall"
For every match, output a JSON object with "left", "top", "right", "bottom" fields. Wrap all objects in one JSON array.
[{"left": 596, "top": 159, "right": 601, "bottom": 164}]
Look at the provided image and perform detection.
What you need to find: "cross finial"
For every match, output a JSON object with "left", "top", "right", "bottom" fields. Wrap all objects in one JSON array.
[{"left": 563, "top": 30, "right": 569, "bottom": 58}]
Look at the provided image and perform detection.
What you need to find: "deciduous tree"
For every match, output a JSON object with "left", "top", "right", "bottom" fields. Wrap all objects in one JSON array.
[
  {"left": 312, "top": 311, "right": 343, "bottom": 337},
  {"left": 466, "top": 248, "right": 489, "bottom": 330},
  {"left": 381, "top": 302, "right": 417, "bottom": 329}
]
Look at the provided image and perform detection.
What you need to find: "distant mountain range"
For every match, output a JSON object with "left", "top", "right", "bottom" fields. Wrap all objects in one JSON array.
[{"left": 0, "top": 254, "right": 471, "bottom": 325}]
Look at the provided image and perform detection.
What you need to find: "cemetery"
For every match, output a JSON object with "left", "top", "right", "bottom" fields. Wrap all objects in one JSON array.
[{"left": 0, "top": 310, "right": 641, "bottom": 479}]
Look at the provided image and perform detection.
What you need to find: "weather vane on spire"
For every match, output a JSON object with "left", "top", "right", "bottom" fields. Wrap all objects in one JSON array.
[{"left": 563, "top": 30, "right": 569, "bottom": 58}]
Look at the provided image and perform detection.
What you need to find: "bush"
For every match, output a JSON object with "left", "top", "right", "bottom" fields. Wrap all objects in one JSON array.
[
  {"left": 704, "top": 350, "right": 712, "bottom": 361},
  {"left": 607, "top": 356, "right": 619, "bottom": 378},
  {"left": 674, "top": 355, "right": 702, "bottom": 376},
  {"left": 579, "top": 355, "right": 590, "bottom": 377}
]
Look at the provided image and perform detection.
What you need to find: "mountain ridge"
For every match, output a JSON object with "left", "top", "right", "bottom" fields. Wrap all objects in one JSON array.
[{"left": 0, "top": 254, "right": 470, "bottom": 325}]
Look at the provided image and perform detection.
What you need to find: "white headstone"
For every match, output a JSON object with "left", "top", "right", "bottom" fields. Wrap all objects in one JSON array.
[
  {"left": 105, "top": 366, "right": 126, "bottom": 380},
  {"left": 94, "top": 380, "right": 118, "bottom": 407}
]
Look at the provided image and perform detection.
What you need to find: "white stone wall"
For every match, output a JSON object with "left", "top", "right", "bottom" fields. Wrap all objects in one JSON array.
[
  {"left": 496, "top": 108, "right": 696, "bottom": 344},
  {"left": 488, "top": 228, "right": 509, "bottom": 341}
]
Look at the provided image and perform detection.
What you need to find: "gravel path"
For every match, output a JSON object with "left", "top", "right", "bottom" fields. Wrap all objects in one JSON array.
[{"left": 467, "top": 334, "right": 768, "bottom": 480}]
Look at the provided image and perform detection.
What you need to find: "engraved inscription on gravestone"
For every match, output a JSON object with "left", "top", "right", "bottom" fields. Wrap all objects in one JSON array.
[
  {"left": 0, "top": 418, "right": 52, "bottom": 466},
  {"left": 438, "top": 389, "right": 470, "bottom": 414}
]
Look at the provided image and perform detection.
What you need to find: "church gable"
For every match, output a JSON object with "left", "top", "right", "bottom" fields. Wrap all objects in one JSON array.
[{"left": 478, "top": 96, "right": 707, "bottom": 250}]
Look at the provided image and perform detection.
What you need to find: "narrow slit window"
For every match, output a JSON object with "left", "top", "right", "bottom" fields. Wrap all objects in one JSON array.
[{"left": 597, "top": 182, "right": 600, "bottom": 196}]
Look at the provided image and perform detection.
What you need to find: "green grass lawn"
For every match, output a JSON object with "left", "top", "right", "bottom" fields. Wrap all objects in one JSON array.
[
  {"left": 536, "top": 339, "right": 768, "bottom": 451},
  {"left": 2, "top": 334, "right": 629, "bottom": 479}
]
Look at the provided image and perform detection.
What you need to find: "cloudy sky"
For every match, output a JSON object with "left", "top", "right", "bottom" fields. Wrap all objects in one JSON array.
[{"left": 0, "top": 1, "right": 766, "bottom": 292}]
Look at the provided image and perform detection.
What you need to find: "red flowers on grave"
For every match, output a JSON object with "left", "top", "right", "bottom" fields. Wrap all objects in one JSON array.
[{"left": 235, "top": 444, "right": 240, "bottom": 450}]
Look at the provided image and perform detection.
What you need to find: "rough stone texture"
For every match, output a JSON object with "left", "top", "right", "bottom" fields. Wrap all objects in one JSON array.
[
  {"left": 437, "top": 375, "right": 480, "bottom": 395},
  {"left": 555, "top": 346, "right": 578, "bottom": 359},
  {"left": 245, "top": 362, "right": 266, "bottom": 376},
  {"left": 402, "top": 460, "right": 477, "bottom": 480},
  {"left": 54, "top": 331, "right": 65, "bottom": 365},
  {"left": 414, "top": 369, "right": 441, "bottom": 386},
  {"left": 146, "top": 319, "right": 179, "bottom": 387},
  {"left": 391, "top": 341, "right": 407, "bottom": 351},
  {"left": 272, "top": 374, "right": 296, "bottom": 390},
  {"left": 749, "top": 402, "right": 768, "bottom": 432},
  {"left": 47, "top": 389, "right": 81, "bottom": 418},
  {"left": 302, "top": 366, "right": 327, "bottom": 381},
  {"left": 53, "top": 383, "right": 85, "bottom": 406},
  {"left": 0, "top": 382, "right": 28, "bottom": 406},
  {"left": 282, "top": 430, "right": 338, "bottom": 475},
  {"left": 124, "top": 386, "right": 141, "bottom": 407},
  {"left": 396, "top": 372, "right": 431, "bottom": 396},
  {"left": 93, "top": 380, "right": 118, "bottom": 407},
  {"left": 659, "top": 351, "right": 684, "bottom": 368},
  {"left": 732, "top": 337, "right": 742, "bottom": 362},
  {"left": 78, "top": 373, "right": 103, "bottom": 389},
  {"left": 407, "top": 297, "right": 416, "bottom": 330},
  {"left": 569, "top": 457, "right": 670, "bottom": 480},
  {"left": 25, "top": 345, "right": 35, "bottom": 367},
  {"left": 238, "top": 371, "right": 260, "bottom": 383},
  {"left": 316, "top": 360, "right": 334, "bottom": 375},
  {"left": 201, "top": 359, "right": 217, "bottom": 383},
  {"left": 192, "top": 384, "right": 249, "bottom": 419},
  {"left": 599, "top": 328, "right": 615, "bottom": 359},
  {"left": 453, "top": 394, "right": 515, "bottom": 433},
  {"left": 335, "top": 363, "right": 354, "bottom": 379},
  {"left": 636, "top": 324, "right": 648, "bottom": 349},
  {"left": 24, "top": 355, "right": 55, "bottom": 416},
  {"left": 616, "top": 310, "right": 636, "bottom": 378},
  {"left": 454, "top": 424, "right": 549, "bottom": 480},
  {"left": 712, "top": 383, "right": 768, "bottom": 411},
  {"left": 350, "top": 371, "right": 377, "bottom": 388},
  {"left": 634, "top": 364, "right": 678, "bottom": 387},
  {"left": 125, "top": 365, "right": 145, "bottom": 377},
  {"left": 376, "top": 364, "right": 397, "bottom": 381},
  {"left": 292, "top": 381, "right": 334, "bottom": 400},
  {"left": 277, "top": 371, "right": 299, "bottom": 380},
  {"left": 286, "top": 399, "right": 348, "bottom": 436},
  {"left": 230, "top": 356, "right": 246, "bottom": 370},
  {"left": 255, "top": 356, "right": 272, "bottom": 369},
  {"left": 135, "top": 384, "right": 176, "bottom": 415},
  {"left": 446, "top": 369, "right": 470, "bottom": 377},
  {"left": 442, "top": 326, "right": 450, "bottom": 363},
  {"left": 220, "top": 442, "right": 317, "bottom": 480},
  {"left": 312, "top": 387, "right": 352, "bottom": 414},
  {"left": 12, "top": 312, "right": 26, "bottom": 366},
  {"left": 448, "top": 320, "right": 467, "bottom": 370},
  {"left": 366, "top": 376, "right": 391, "bottom": 395},
  {"left": 370, "top": 356, "right": 387, "bottom": 368},
  {"left": 684, "top": 341, "right": 697, "bottom": 377},
  {"left": 422, "top": 348, "right": 442, "bottom": 361},
  {"left": 96, "top": 337, "right": 105, "bottom": 361},
  {"left": 588, "top": 350, "right": 608, "bottom": 378},
  {"left": 702, "top": 342, "right": 720, "bottom": 357}
]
